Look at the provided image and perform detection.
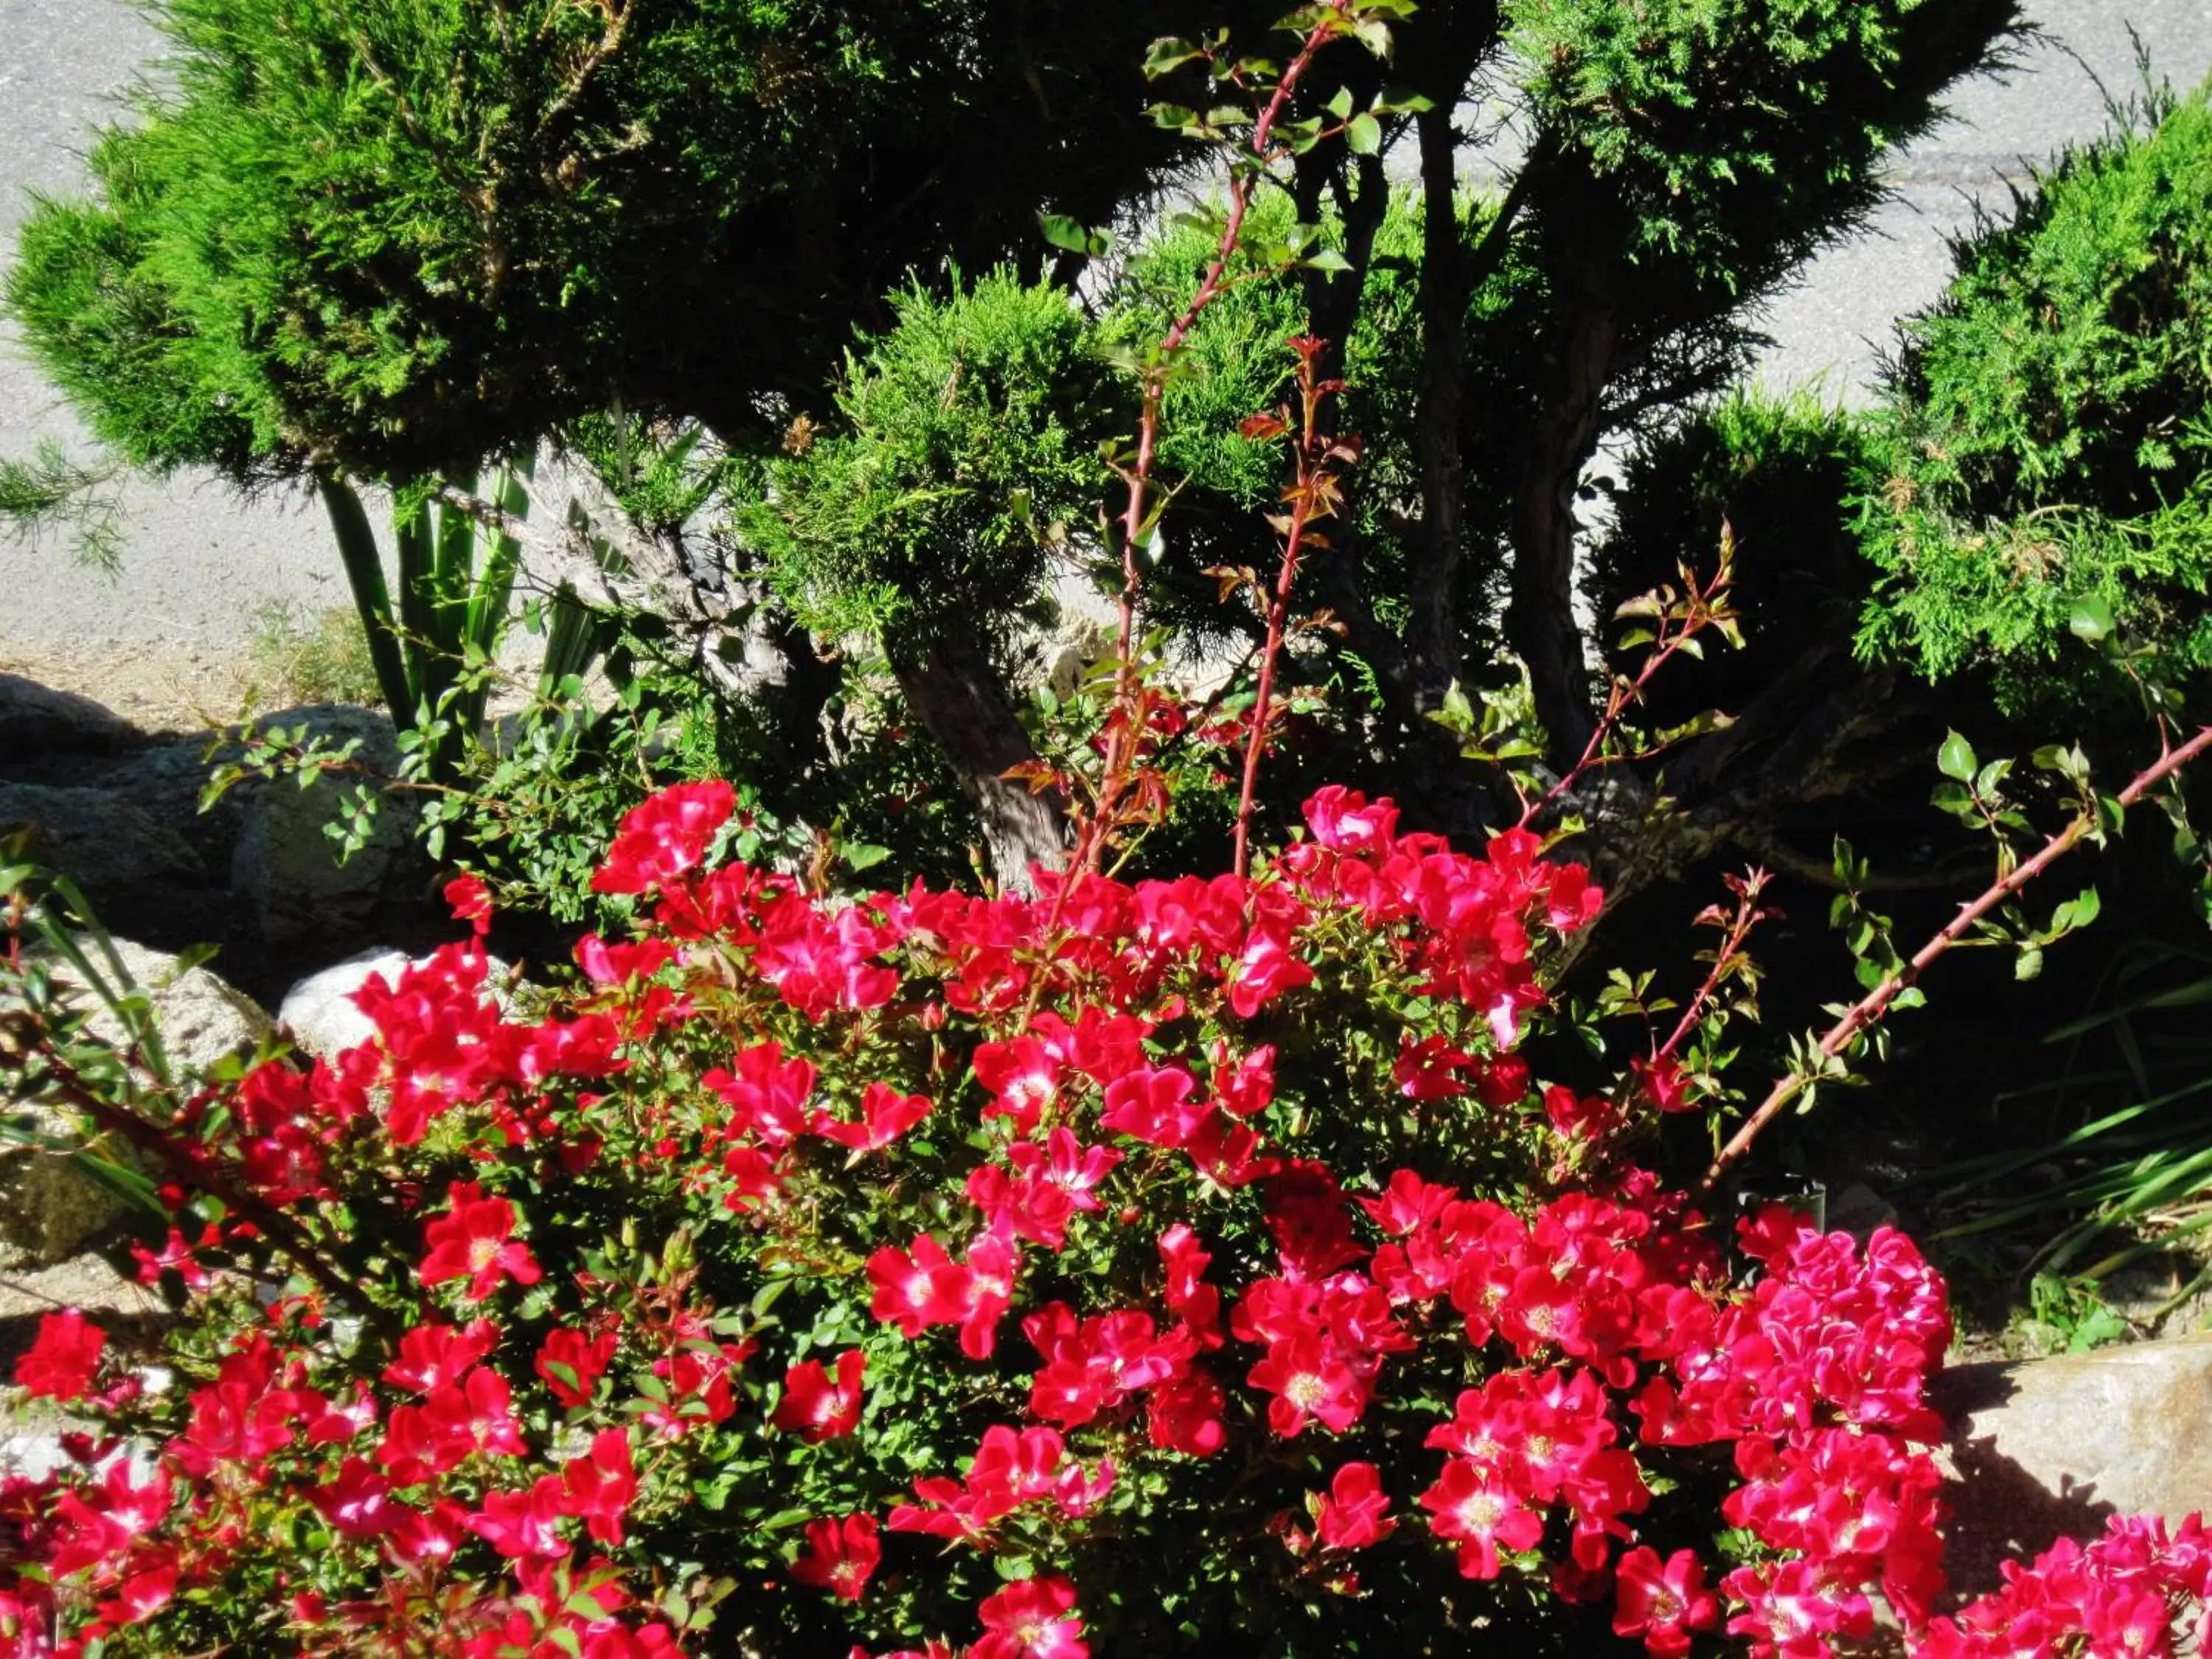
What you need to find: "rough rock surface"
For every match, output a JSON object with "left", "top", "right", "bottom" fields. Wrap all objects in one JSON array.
[
  {"left": 0, "top": 1252, "right": 165, "bottom": 1322},
  {"left": 227, "top": 704, "right": 421, "bottom": 949},
  {"left": 0, "top": 779, "right": 214, "bottom": 914},
  {"left": 0, "top": 674, "right": 142, "bottom": 762},
  {"left": 1, "top": 683, "right": 428, "bottom": 975},
  {"left": 1935, "top": 1332, "right": 2212, "bottom": 1596},
  {"left": 1, "top": 937, "right": 269, "bottom": 1264}
]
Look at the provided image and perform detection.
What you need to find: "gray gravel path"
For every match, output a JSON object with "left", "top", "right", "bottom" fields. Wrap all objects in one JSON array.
[
  {"left": 1756, "top": 0, "right": 2212, "bottom": 399},
  {"left": 0, "top": 0, "right": 344, "bottom": 648},
  {"left": 3, "top": 0, "right": 2211, "bottom": 652}
]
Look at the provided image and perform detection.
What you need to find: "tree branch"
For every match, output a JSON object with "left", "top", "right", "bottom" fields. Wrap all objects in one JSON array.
[{"left": 1703, "top": 723, "right": 2212, "bottom": 1189}]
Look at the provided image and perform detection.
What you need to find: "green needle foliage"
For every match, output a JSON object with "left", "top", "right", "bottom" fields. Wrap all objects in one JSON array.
[
  {"left": 3, "top": 0, "right": 1241, "bottom": 482},
  {"left": 740, "top": 271, "right": 1117, "bottom": 655},
  {"left": 0, "top": 440, "right": 126, "bottom": 573},
  {"left": 1860, "top": 82, "right": 2212, "bottom": 707}
]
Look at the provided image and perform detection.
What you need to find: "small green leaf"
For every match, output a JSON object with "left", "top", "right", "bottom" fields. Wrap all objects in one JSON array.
[
  {"left": 842, "top": 841, "right": 891, "bottom": 874},
  {"left": 1937, "top": 730, "right": 1978, "bottom": 783},
  {"left": 1345, "top": 113, "right": 1382, "bottom": 155},
  {"left": 2052, "top": 885, "right": 2101, "bottom": 932},
  {"left": 1142, "top": 36, "right": 1204, "bottom": 78},
  {"left": 1037, "top": 213, "right": 1110, "bottom": 258},
  {"left": 1930, "top": 779, "right": 1975, "bottom": 817},
  {"left": 541, "top": 1360, "right": 582, "bottom": 1396},
  {"left": 2068, "top": 595, "right": 2115, "bottom": 644}
]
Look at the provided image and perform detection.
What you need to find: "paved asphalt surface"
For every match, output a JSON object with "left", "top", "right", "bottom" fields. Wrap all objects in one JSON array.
[{"left": 3, "top": 0, "right": 2211, "bottom": 647}]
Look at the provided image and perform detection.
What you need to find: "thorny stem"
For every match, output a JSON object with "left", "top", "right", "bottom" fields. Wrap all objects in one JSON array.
[
  {"left": 1077, "top": 7, "right": 1348, "bottom": 889},
  {"left": 46, "top": 1065, "right": 382, "bottom": 1324},
  {"left": 1234, "top": 341, "right": 1350, "bottom": 877},
  {"left": 1703, "top": 723, "right": 2212, "bottom": 1190},
  {"left": 1234, "top": 508, "right": 1318, "bottom": 879},
  {"left": 1657, "top": 870, "right": 1773, "bottom": 1062},
  {"left": 1, "top": 891, "right": 392, "bottom": 1324},
  {"left": 1517, "top": 549, "right": 1736, "bottom": 831}
]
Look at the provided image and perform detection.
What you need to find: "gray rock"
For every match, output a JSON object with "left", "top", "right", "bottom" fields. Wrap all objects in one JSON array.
[
  {"left": 72, "top": 936, "right": 273, "bottom": 1075},
  {"left": 1826, "top": 1182, "right": 1899, "bottom": 1240},
  {"left": 0, "top": 1251, "right": 166, "bottom": 1323},
  {"left": 0, "top": 675, "right": 141, "bottom": 763},
  {"left": 0, "top": 782, "right": 202, "bottom": 891},
  {"left": 96, "top": 735, "right": 248, "bottom": 873},
  {"left": 227, "top": 704, "right": 421, "bottom": 948},
  {"left": 10, "top": 707, "right": 415, "bottom": 953},
  {"left": 1, "top": 938, "right": 269, "bottom": 1265},
  {"left": 0, "top": 731, "right": 248, "bottom": 951},
  {"left": 1935, "top": 1332, "right": 2212, "bottom": 1598}
]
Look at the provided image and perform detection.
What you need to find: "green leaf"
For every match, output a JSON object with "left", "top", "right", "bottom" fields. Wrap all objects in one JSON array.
[
  {"left": 1930, "top": 779, "right": 1975, "bottom": 818},
  {"left": 1142, "top": 36, "right": 1204, "bottom": 78},
  {"left": 2068, "top": 595, "right": 2115, "bottom": 644},
  {"left": 1345, "top": 113, "right": 1382, "bottom": 155},
  {"left": 1937, "top": 730, "right": 1978, "bottom": 783},
  {"left": 841, "top": 841, "right": 891, "bottom": 874},
  {"left": 1435, "top": 682, "right": 1474, "bottom": 734},
  {"left": 541, "top": 1360, "right": 582, "bottom": 1396},
  {"left": 1036, "top": 213, "right": 1110, "bottom": 259},
  {"left": 2051, "top": 885, "right": 2101, "bottom": 933}
]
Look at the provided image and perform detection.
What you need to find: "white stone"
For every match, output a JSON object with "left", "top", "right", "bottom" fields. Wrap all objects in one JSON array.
[{"left": 276, "top": 947, "right": 412, "bottom": 1059}]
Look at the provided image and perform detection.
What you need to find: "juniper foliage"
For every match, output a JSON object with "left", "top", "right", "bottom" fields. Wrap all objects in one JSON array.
[{"left": 1860, "top": 83, "right": 2212, "bottom": 708}]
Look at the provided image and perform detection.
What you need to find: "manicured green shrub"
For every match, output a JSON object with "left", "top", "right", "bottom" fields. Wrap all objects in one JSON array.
[{"left": 1860, "top": 86, "right": 2212, "bottom": 709}]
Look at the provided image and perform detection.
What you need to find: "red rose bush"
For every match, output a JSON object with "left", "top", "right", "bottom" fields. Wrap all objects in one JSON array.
[{"left": 5, "top": 780, "right": 2205, "bottom": 1657}]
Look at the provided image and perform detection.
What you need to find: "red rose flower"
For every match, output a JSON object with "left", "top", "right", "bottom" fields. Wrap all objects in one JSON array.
[
  {"left": 558, "top": 1427, "right": 638, "bottom": 1545},
  {"left": 15, "top": 1309, "right": 105, "bottom": 1401},
  {"left": 1317, "top": 1461, "right": 1396, "bottom": 1551},
  {"left": 790, "top": 1512, "right": 880, "bottom": 1601},
  {"left": 443, "top": 873, "right": 493, "bottom": 935},
  {"left": 771, "top": 1349, "right": 865, "bottom": 1442},
  {"left": 535, "top": 1326, "right": 618, "bottom": 1408},
  {"left": 418, "top": 1182, "right": 542, "bottom": 1302},
  {"left": 591, "top": 780, "right": 737, "bottom": 894},
  {"left": 973, "top": 1574, "right": 1088, "bottom": 1659},
  {"left": 1613, "top": 1546, "right": 1720, "bottom": 1658},
  {"left": 1419, "top": 1458, "right": 1543, "bottom": 1580}
]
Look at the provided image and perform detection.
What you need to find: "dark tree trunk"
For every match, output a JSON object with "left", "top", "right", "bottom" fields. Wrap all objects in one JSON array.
[
  {"left": 1508, "top": 288, "right": 1620, "bottom": 768},
  {"left": 1405, "top": 96, "right": 1475, "bottom": 712},
  {"left": 888, "top": 630, "right": 1067, "bottom": 893},
  {"left": 751, "top": 603, "right": 840, "bottom": 782}
]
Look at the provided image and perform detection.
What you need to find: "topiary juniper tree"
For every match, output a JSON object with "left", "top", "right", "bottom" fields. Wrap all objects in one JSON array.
[
  {"left": 1859, "top": 80, "right": 2212, "bottom": 714},
  {"left": 4, "top": 0, "right": 1290, "bottom": 878}
]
